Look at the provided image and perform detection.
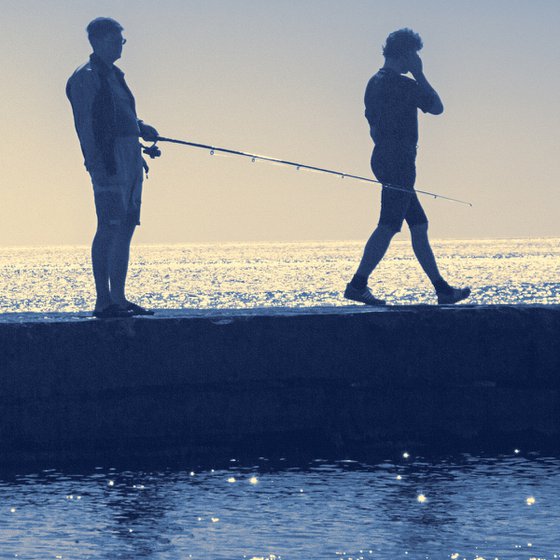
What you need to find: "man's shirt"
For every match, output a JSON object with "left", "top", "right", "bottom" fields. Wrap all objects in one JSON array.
[
  {"left": 66, "top": 54, "right": 140, "bottom": 174},
  {"left": 364, "top": 67, "right": 435, "bottom": 153}
]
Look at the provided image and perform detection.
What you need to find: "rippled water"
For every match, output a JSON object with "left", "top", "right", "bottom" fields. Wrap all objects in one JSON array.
[
  {"left": 1, "top": 453, "right": 559, "bottom": 559},
  {"left": 0, "top": 238, "right": 559, "bottom": 313},
  {"left": 1, "top": 240, "right": 560, "bottom": 558}
]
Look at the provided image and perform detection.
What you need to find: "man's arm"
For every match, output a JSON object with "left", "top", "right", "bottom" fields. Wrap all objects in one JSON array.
[
  {"left": 67, "top": 71, "right": 103, "bottom": 172},
  {"left": 408, "top": 53, "right": 444, "bottom": 115}
]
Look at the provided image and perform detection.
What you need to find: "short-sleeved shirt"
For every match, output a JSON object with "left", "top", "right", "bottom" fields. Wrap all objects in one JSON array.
[
  {"left": 66, "top": 55, "right": 141, "bottom": 174},
  {"left": 67, "top": 57, "right": 144, "bottom": 221},
  {"left": 364, "top": 68, "right": 435, "bottom": 155}
]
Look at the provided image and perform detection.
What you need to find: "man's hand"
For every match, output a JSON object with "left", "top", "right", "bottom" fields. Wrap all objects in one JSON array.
[
  {"left": 139, "top": 121, "right": 159, "bottom": 142},
  {"left": 407, "top": 52, "right": 423, "bottom": 79},
  {"left": 406, "top": 53, "right": 444, "bottom": 115}
]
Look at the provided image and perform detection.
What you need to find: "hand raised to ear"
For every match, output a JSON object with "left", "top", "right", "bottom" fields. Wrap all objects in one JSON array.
[{"left": 407, "top": 52, "right": 424, "bottom": 78}]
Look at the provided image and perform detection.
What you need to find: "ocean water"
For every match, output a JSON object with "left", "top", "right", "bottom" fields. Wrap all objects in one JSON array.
[
  {"left": 0, "top": 238, "right": 559, "bottom": 314},
  {"left": 1, "top": 453, "right": 559, "bottom": 560},
  {"left": 1, "top": 239, "right": 559, "bottom": 559}
]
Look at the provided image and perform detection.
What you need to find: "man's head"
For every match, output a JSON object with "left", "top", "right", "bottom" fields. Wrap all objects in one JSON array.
[
  {"left": 383, "top": 28, "right": 423, "bottom": 73},
  {"left": 87, "top": 17, "right": 125, "bottom": 64}
]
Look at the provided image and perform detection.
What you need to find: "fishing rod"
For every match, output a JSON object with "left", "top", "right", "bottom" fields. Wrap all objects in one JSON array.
[{"left": 143, "top": 136, "right": 472, "bottom": 207}]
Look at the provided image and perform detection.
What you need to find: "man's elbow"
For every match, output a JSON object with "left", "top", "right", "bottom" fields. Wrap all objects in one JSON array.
[{"left": 430, "top": 100, "right": 444, "bottom": 115}]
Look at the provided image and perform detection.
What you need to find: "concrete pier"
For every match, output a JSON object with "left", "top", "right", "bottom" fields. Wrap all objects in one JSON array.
[{"left": 1, "top": 305, "right": 559, "bottom": 467}]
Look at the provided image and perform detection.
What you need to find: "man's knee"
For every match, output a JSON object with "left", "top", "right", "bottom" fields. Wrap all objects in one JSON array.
[
  {"left": 94, "top": 222, "right": 131, "bottom": 247},
  {"left": 97, "top": 220, "right": 135, "bottom": 235},
  {"left": 410, "top": 221, "right": 429, "bottom": 237},
  {"left": 377, "top": 215, "right": 404, "bottom": 237},
  {"left": 119, "top": 222, "right": 136, "bottom": 242},
  {"left": 95, "top": 222, "right": 117, "bottom": 239},
  {"left": 377, "top": 223, "right": 399, "bottom": 238}
]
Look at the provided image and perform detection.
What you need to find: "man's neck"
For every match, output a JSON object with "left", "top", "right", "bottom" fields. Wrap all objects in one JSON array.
[
  {"left": 383, "top": 58, "right": 404, "bottom": 74},
  {"left": 91, "top": 52, "right": 115, "bottom": 68}
]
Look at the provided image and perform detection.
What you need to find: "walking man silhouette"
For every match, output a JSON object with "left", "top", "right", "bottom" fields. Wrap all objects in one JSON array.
[
  {"left": 345, "top": 29, "right": 470, "bottom": 306},
  {"left": 67, "top": 17, "right": 157, "bottom": 318}
]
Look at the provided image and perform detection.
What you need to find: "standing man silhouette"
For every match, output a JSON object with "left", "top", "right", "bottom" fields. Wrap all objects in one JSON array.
[
  {"left": 345, "top": 29, "right": 470, "bottom": 306},
  {"left": 67, "top": 17, "right": 157, "bottom": 318}
]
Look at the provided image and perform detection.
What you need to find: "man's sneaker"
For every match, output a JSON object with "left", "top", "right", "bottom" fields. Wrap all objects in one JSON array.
[
  {"left": 344, "top": 283, "right": 386, "bottom": 306},
  {"left": 437, "top": 286, "right": 471, "bottom": 305}
]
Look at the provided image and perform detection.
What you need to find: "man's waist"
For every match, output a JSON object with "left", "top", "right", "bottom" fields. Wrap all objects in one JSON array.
[{"left": 374, "top": 142, "right": 418, "bottom": 155}]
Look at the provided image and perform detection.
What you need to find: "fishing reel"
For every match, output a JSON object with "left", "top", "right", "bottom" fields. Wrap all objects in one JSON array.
[{"left": 142, "top": 141, "right": 162, "bottom": 159}]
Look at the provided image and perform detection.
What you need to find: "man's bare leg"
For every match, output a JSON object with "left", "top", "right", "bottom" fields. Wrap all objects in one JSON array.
[
  {"left": 108, "top": 223, "right": 136, "bottom": 307},
  {"left": 344, "top": 225, "right": 396, "bottom": 305},
  {"left": 410, "top": 222, "right": 471, "bottom": 303},
  {"left": 409, "top": 223, "right": 443, "bottom": 284},
  {"left": 355, "top": 224, "right": 396, "bottom": 279},
  {"left": 91, "top": 225, "right": 114, "bottom": 312}
]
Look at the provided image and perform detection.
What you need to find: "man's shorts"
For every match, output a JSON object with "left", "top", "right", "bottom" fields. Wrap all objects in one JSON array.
[
  {"left": 94, "top": 190, "right": 141, "bottom": 227},
  {"left": 371, "top": 148, "right": 428, "bottom": 233},
  {"left": 90, "top": 136, "right": 144, "bottom": 227}
]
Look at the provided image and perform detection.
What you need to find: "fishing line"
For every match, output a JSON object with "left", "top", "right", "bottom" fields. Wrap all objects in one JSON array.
[{"left": 142, "top": 136, "right": 472, "bottom": 207}]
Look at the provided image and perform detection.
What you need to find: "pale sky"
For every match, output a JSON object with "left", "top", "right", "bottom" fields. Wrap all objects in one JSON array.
[{"left": 2, "top": 0, "right": 559, "bottom": 245}]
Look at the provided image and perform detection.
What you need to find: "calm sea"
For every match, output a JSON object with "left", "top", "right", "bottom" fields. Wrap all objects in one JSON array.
[
  {"left": 0, "top": 238, "right": 559, "bottom": 314},
  {"left": 1, "top": 239, "right": 559, "bottom": 559},
  {"left": 1, "top": 454, "right": 559, "bottom": 559}
]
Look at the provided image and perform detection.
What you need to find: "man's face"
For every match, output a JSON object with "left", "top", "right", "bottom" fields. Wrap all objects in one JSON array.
[
  {"left": 92, "top": 30, "right": 125, "bottom": 63},
  {"left": 397, "top": 51, "right": 412, "bottom": 73}
]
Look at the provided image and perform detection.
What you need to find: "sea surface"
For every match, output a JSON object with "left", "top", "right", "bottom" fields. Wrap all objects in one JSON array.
[
  {"left": 1, "top": 239, "right": 559, "bottom": 559},
  {"left": 1, "top": 453, "right": 559, "bottom": 559},
  {"left": 0, "top": 238, "right": 559, "bottom": 314}
]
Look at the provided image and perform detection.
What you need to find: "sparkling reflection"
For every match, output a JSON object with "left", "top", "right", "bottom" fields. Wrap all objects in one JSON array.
[
  {"left": 0, "top": 238, "right": 559, "bottom": 313},
  {"left": 0, "top": 453, "right": 559, "bottom": 558}
]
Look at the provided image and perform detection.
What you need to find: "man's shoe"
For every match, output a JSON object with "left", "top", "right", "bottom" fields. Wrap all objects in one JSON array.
[
  {"left": 344, "top": 283, "right": 386, "bottom": 306},
  {"left": 92, "top": 304, "right": 134, "bottom": 319},
  {"left": 437, "top": 286, "right": 471, "bottom": 305},
  {"left": 126, "top": 301, "right": 155, "bottom": 316}
]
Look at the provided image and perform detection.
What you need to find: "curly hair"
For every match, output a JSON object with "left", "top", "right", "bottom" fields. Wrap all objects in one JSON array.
[
  {"left": 382, "top": 28, "right": 423, "bottom": 58},
  {"left": 86, "top": 17, "right": 124, "bottom": 40}
]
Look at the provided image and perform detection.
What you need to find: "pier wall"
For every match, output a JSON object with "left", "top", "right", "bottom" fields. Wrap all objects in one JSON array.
[{"left": 1, "top": 306, "right": 559, "bottom": 466}]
